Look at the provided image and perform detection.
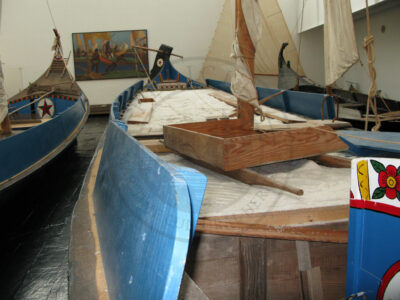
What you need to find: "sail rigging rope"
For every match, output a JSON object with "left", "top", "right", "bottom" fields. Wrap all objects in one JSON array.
[
  {"left": 132, "top": 47, "right": 156, "bottom": 90},
  {"left": 363, "top": 0, "right": 380, "bottom": 131},
  {"left": 296, "top": 0, "right": 306, "bottom": 80},
  {"left": 46, "top": 0, "right": 57, "bottom": 30}
]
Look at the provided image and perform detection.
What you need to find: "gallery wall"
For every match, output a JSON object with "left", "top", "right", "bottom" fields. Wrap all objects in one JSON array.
[
  {"left": 1, "top": 0, "right": 398, "bottom": 105},
  {"left": 279, "top": 0, "right": 400, "bottom": 101},
  {"left": 0, "top": 0, "right": 224, "bottom": 105}
]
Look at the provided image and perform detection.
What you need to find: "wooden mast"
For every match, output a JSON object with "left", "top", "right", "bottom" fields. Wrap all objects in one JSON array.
[
  {"left": 0, "top": 117, "right": 11, "bottom": 133},
  {"left": 235, "top": 0, "right": 255, "bottom": 130}
]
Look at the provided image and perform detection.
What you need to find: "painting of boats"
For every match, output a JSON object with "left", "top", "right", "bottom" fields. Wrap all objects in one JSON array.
[
  {"left": 72, "top": 30, "right": 149, "bottom": 81},
  {"left": 0, "top": 29, "right": 89, "bottom": 195}
]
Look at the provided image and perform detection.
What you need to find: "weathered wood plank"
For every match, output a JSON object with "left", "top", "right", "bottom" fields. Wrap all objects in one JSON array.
[
  {"left": 139, "top": 139, "right": 171, "bottom": 153},
  {"left": 196, "top": 219, "right": 348, "bottom": 243},
  {"left": 186, "top": 234, "right": 241, "bottom": 300},
  {"left": 266, "top": 239, "right": 303, "bottom": 299},
  {"left": 186, "top": 233, "right": 347, "bottom": 299},
  {"left": 204, "top": 205, "right": 349, "bottom": 227},
  {"left": 239, "top": 237, "right": 267, "bottom": 300}
]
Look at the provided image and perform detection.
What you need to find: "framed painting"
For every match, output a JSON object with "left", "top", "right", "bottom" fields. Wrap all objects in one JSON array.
[{"left": 72, "top": 30, "right": 149, "bottom": 81}]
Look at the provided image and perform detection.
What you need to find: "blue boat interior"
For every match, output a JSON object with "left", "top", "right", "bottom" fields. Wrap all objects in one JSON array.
[
  {"left": 206, "top": 78, "right": 336, "bottom": 120},
  {"left": 92, "top": 81, "right": 207, "bottom": 299},
  {"left": 0, "top": 95, "right": 87, "bottom": 184},
  {"left": 338, "top": 130, "right": 400, "bottom": 157}
]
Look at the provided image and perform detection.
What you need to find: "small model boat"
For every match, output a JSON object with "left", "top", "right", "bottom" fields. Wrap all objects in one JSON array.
[{"left": 0, "top": 29, "right": 89, "bottom": 194}]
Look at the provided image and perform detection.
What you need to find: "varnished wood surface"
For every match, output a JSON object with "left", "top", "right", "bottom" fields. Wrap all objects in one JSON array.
[
  {"left": 196, "top": 219, "right": 348, "bottom": 243},
  {"left": 164, "top": 122, "right": 348, "bottom": 171},
  {"left": 204, "top": 205, "right": 349, "bottom": 227}
]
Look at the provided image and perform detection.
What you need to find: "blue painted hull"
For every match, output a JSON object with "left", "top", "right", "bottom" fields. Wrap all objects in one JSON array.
[
  {"left": 84, "top": 77, "right": 207, "bottom": 299},
  {"left": 94, "top": 120, "right": 206, "bottom": 299},
  {"left": 0, "top": 95, "right": 89, "bottom": 192},
  {"left": 338, "top": 130, "right": 400, "bottom": 157},
  {"left": 206, "top": 78, "right": 336, "bottom": 120}
]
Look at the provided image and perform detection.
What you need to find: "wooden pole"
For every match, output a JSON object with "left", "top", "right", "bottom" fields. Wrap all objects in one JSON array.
[
  {"left": 236, "top": 0, "right": 255, "bottom": 130},
  {"left": 363, "top": 0, "right": 380, "bottom": 131},
  {"left": 1, "top": 115, "right": 11, "bottom": 133},
  {"left": 131, "top": 45, "right": 184, "bottom": 59}
]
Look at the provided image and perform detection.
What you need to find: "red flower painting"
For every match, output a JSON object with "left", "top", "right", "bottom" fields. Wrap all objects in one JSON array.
[{"left": 372, "top": 160, "right": 400, "bottom": 200}]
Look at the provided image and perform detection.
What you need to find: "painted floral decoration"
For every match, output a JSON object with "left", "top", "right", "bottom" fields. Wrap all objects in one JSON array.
[{"left": 371, "top": 160, "right": 400, "bottom": 200}]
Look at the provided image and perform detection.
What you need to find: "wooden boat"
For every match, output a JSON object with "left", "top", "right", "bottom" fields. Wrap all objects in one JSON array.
[
  {"left": 69, "top": 1, "right": 358, "bottom": 299},
  {"left": 68, "top": 42, "right": 356, "bottom": 300},
  {"left": 0, "top": 29, "right": 89, "bottom": 194},
  {"left": 347, "top": 158, "right": 400, "bottom": 299}
]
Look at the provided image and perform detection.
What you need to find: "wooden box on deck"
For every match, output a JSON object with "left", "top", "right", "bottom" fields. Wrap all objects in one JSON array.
[{"left": 163, "top": 119, "right": 348, "bottom": 171}]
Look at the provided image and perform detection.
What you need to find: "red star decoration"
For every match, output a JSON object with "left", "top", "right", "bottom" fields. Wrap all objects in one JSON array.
[{"left": 39, "top": 100, "right": 53, "bottom": 117}]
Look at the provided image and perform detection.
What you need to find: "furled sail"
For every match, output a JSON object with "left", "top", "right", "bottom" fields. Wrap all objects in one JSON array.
[
  {"left": 324, "top": 0, "right": 359, "bottom": 86},
  {"left": 199, "top": 0, "right": 304, "bottom": 84},
  {"left": 0, "top": 59, "right": 7, "bottom": 125},
  {"left": 230, "top": 0, "right": 261, "bottom": 109}
]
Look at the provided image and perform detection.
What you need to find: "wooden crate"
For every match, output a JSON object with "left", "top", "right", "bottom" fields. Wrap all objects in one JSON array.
[{"left": 163, "top": 119, "right": 348, "bottom": 171}]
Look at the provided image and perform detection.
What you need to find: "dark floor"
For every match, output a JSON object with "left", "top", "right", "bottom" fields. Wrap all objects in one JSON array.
[{"left": 0, "top": 115, "right": 108, "bottom": 300}]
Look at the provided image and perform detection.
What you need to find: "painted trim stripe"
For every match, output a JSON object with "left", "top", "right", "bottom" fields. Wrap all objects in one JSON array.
[
  {"left": 377, "top": 260, "right": 400, "bottom": 300},
  {"left": 350, "top": 199, "right": 400, "bottom": 217},
  {"left": 10, "top": 96, "right": 77, "bottom": 104}
]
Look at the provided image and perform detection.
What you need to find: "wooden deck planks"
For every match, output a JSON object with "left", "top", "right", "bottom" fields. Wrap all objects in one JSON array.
[
  {"left": 204, "top": 205, "right": 349, "bottom": 227},
  {"left": 186, "top": 233, "right": 348, "bottom": 300}
]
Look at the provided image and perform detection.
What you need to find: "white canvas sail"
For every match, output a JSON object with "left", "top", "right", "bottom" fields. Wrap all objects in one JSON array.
[
  {"left": 324, "top": 0, "right": 359, "bottom": 86},
  {"left": 199, "top": 0, "right": 304, "bottom": 84},
  {"left": 230, "top": 0, "right": 261, "bottom": 109},
  {"left": 0, "top": 59, "right": 7, "bottom": 125}
]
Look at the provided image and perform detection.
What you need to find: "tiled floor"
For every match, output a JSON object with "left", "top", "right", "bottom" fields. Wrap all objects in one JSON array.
[{"left": 0, "top": 116, "right": 108, "bottom": 300}]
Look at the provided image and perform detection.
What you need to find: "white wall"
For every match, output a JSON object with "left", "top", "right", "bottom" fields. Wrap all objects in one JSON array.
[
  {"left": 299, "top": 0, "right": 386, "bottom": 32},
  {"left": 0, "top": 0, "right": 224, "bottom": 104},
  {"left": 278, "top": 0, "right": 400, "bottom": 101}
]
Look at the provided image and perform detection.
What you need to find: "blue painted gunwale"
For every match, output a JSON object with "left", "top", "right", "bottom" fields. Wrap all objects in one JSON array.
[
  {"left": 0, "top": 95, "right": 89, "bottom": 191},
  {"left": 337, "top": 130, "right": 400, "bottom": 157},
  {"left": 150, "top": 60, "right": 203, "bottom": 90},
  {"left": 93, "top": 79, "right": 207, "bottom": 300},
  {"left": 206, "top": 78, "right": 336, "bottom": 120}
]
